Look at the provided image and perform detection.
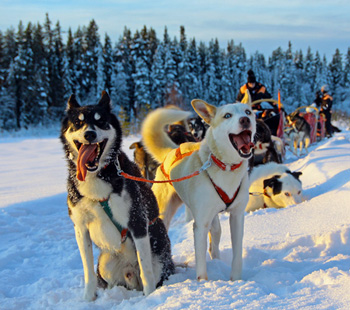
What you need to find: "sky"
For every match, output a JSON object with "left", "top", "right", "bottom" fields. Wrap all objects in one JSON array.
[{"left": 1, "top": 0, "right": 350, "bottom": 60}]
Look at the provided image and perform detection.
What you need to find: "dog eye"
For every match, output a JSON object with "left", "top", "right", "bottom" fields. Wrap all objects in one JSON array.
[
  {"left": 298, "top": 190, "right": 301, "bottom": 195},
  {"left": 285, "top": 192, "right": 291, "bottom": 197},
  {"left": 74, "top": 120, "right": 82, "bottom": 127},
  {"left": 224, "top": 113, "right": 232, "bottom": 119},
  {"left": 245, "top": 110, "right": 252, "bottom": 115}
]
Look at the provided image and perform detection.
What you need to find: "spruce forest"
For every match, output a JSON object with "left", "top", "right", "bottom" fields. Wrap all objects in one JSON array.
[{"left": 0, "top": 14, "right": 349, "bottom": 133}]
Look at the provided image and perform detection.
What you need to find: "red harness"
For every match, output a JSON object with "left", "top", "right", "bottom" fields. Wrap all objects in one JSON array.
[
  {"left": 209, "top": 154, "right": 243, "bottom": 209},
  {"left": 161, "top": 148, "right": 243, "bottom": 209}
]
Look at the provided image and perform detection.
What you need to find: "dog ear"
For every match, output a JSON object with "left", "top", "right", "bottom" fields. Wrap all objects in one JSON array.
[
  {"left": 98, "top": 91, "right": 111, "bottom": 111},
  {"left": 67, "top": 94, "right": 80, "bottom": 110},
  {"left": 191, "top": 99, "right": 217, "bottom": 125},
  {"left": 240, "top": 89, "right": 252, "bottom": 106},
  {"left": 263, "top": 175, "right": 281, "bottom": 189},
  {"left": 291, "top": 171, "right": 302, "bottom": 180},
  {"left": 129, "top": 142, "right": 142, "bottom": 150},
  {"left": 264, "top": 175, "right": 282, "bottom": 196}
]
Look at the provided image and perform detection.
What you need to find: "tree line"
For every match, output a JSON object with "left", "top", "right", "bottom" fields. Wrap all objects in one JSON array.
[{"left": 0, "top": 14, "right": 349, "bottom": 132}]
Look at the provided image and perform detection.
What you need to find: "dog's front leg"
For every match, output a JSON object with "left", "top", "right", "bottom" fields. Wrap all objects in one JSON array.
[
  {"left": 74, "top": 226, "right": 97, "bottom": 301},
  {"left": 208, "top": 214, "right": 221, "bottom": 260},
  {"left": 193, "top": 220, "right": 210, "bottom": 280},
  {"left": 229, "top": 210, "right": 244, "bottom": 281},
  {"left": 133, "top": 235, "right": 156, "bottom": 295}
]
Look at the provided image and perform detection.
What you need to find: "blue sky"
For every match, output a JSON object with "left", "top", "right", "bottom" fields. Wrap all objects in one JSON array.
[{"left": 1, "top": 0, "right": 349, "bottom": 60}]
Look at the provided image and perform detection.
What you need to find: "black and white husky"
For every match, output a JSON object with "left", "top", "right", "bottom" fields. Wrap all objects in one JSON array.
[
  {"left": 246, "top": 162, "right": 303, "bottom": 212},
  {"left": 60, "top": 91, "right": 174, "bottom": 301}
]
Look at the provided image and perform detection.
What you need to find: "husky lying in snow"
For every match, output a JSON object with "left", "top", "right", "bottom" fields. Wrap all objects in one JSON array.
[
  {"left": 246, "top": 162, "right": 303, "bottom": 212},
  {"left": 60, "top": 91, "right": 174, "bottom": 301},
  {"left": 141, "top": 95, "right": 256, "bottom": 282}
]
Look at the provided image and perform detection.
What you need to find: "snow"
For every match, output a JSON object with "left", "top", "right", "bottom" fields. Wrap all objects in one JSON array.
[{"left": 1, "top": 129, "right": 350, "bottom": 309}]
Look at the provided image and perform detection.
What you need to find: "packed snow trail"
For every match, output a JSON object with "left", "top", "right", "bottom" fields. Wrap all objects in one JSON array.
[{"left": 1, "top": 132, "right": 350, "bottom": 309}]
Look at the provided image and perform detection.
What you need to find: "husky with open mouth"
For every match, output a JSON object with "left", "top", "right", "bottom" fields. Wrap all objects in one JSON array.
[
  {"left": 141, "top": 96, "right": 256, "bottom": 282},
  {"left": 60, "top": 91, "right": 174, "bottom": 301}
]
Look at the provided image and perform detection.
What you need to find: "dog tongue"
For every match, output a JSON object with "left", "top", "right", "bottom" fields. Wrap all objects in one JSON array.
[
  {"left": 234, "top": 132, "right": 254, "bottom": 153},
  {"left": 77, "top": 144, "right": 98, "bottom": 181}
]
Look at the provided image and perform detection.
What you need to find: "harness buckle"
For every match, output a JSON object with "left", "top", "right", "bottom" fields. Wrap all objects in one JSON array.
[
  {"left": 199, "top": 154, "right": 212, "bottom": 173},
  {"left": 114, "top": 154, "right": 123, "bottom": 176}
]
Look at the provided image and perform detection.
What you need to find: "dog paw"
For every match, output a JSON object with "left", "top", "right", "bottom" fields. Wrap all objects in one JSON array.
[
  {"left": 143, "top": 283, "right": 156, "bottom": 296},
  {"left": 124, "top": 268, "right": 142, "bottom": 291},
  {"left": 83, "top": 281, "right": 98, "bottom": 301},
  {"left": 83, "top": 289, "right": 97, "bottom": 302},
  {"left": 197, "top": 275, "right": 208, "bottom": 281}
]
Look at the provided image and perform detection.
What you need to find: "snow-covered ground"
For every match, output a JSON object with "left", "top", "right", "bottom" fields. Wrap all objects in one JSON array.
[{"left": 1, "top": 129, "right": 350, "bottom": 310}]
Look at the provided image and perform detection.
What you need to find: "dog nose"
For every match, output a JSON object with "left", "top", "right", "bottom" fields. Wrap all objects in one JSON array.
[
  {"left": 84, "top": 131, "right": 97, "bottom": 142},
  {"left": 239, "top": 117, "right": 250, "bottom": 128}
]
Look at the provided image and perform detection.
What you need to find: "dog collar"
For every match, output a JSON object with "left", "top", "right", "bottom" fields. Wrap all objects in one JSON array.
[{"left": 210, "top": 154, "right": 243, "bottom": 172}]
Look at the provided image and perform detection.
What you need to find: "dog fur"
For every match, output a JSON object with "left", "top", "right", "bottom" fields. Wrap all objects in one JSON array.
[
  {"left": 129, "top": 141, "right": 159, "bottom": 181},
  {"left": 246, "top": 162, "right": 303, "bottom": 212},
  {"left": 129, "top": 123, "right": 196, "bottom": 182},
  {"left": 286, "top": 112, "right": 311, "bottom": 156},
  {"left": 60, "top": 91, "right": 174, "bottom": 301},
  {"left": 141, "top": 97, "right": 256, "bottom": 282}
]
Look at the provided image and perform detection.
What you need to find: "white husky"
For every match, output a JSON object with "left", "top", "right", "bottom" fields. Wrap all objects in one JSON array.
[{"left": 141, "top": 98, "right": 256, "bottom": 282}]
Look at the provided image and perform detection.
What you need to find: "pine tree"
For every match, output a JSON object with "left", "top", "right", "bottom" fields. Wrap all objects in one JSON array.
[
  {"left": 269, "top": 46, "right": 284, "bottom": 98},
  {"left": 151, "top": 42, "right": 166, "bottom": 108},
  {"left": 115, "top": 27, "right": 134, "bottom": 118},
  {"left": 73, "top": 27, "right": 84, "bottom": 99},
  {"left": 0, "top": 30, "right": 16, "bottom": 129},
  {"left": 32, "top": 22, "right": 49, "bottom": 123},
  {"left": 163, "top": 33, "right": 179, "bottom": 105},
  {"left": 64, "top": 28, "right": 75, "bottom": 97},
  {"left": 113, "top": 61, "right": 129, "bottom": 114},
  {"left": 186, "top": 38, "right": 201, "bottom": 103},
  {"left": 328, "top": 48, "right": 343, "bottom": 104},
  {"left": 82, "top": 19, "right": 101, "bottom": 102},
  {"left": 101, "top": 33, "right": 114, "bottom": 96},
  {"left": 344, "top": 48, "right": 350, "bottom": 88}
]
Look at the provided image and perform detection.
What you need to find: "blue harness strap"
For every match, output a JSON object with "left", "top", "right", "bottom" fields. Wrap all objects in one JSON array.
[{"left": 99, "top": 198, "right": 159, "bottom": 243}]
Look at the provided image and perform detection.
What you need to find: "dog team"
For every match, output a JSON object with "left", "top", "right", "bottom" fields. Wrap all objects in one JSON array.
[{"left": 60, "top": 79, "right": 311, "bottom": 300}]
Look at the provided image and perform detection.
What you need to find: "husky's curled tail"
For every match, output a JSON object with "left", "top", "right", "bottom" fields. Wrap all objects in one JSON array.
[{"left": 141, "top": 108, "right": 192, "bottom": 163}]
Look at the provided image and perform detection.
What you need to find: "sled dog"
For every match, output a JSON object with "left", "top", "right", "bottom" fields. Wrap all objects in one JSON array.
[
  {"left": 141, "top": 96, "right": 256, "bottom": 282},
  {"left": 246, "top": 162, "right": 303, "bottom": 212},
  {"left": 286, "top": 112, "right": 311, "bottom": 155},
  {"left": 250, "top": 119, "right": 283, "bottom": 168},
  {"left": 188, "top": 115, "right": 208, "bottom": 142},
  {"left": 60, "top": 91, "right": 174, "bottom": 301}
]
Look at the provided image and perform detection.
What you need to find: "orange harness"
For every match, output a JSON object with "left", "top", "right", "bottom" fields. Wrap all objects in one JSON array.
[
  {"left": 160, "top": 147, "right": 197, "bottom": 185},
  {"left": 160, "top": 147, "right": 243, "bottom": 209},
  {"left": 115, "top": 147, "right": 243, "bottom": 209}
]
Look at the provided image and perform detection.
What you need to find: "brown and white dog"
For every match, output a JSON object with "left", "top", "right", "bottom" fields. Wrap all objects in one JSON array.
[{"left": 141, "top": 96, "right": 256, "bottom": 282}]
